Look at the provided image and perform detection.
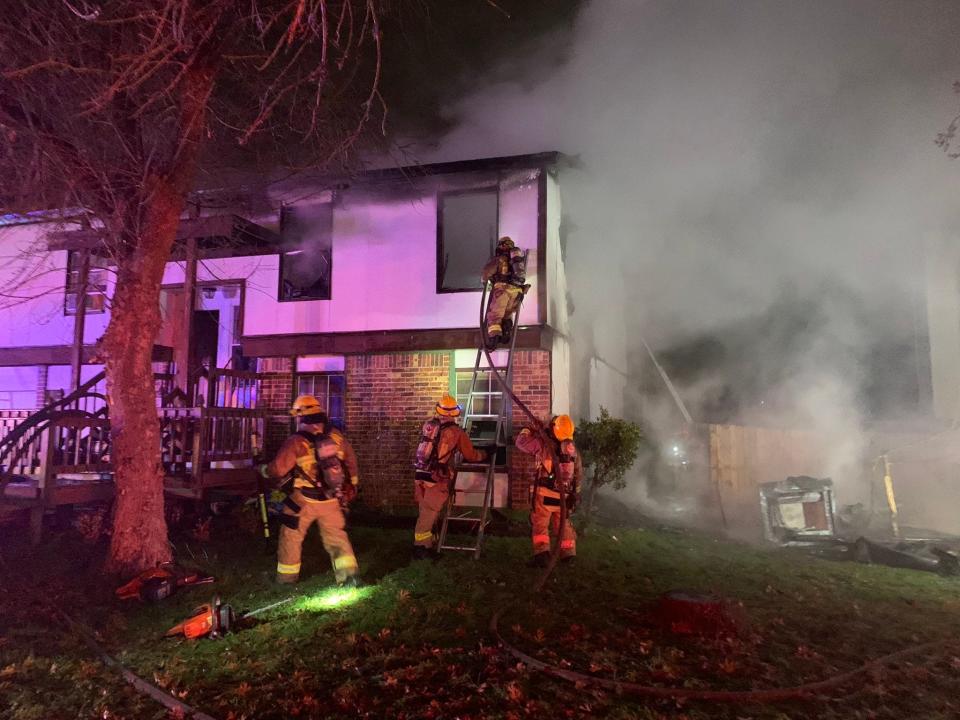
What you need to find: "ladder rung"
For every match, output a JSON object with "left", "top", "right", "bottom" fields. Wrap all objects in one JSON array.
[{"left": 440, "top": 545, "right": 479, "bottom": 552}]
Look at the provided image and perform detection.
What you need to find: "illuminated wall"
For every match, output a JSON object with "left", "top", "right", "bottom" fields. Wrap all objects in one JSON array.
[
  {"left": 0, "top": 223, "right": 110, "bottom": 349},
  {"left": 157, "top": 169, "right": 543, "bottom": 337}
]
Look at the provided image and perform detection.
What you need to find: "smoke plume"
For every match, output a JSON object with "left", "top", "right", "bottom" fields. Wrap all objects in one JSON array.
[{"left": 415, "top": 0, "right": 960, "bottom": 529}]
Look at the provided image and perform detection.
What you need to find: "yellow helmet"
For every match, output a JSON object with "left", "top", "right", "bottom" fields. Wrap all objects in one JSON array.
[
  {"left": 290, "top": 394, "right": 324, "bottom": 417},
  {"left": 550, "top": 414, "right": 575, "bottom": 441},
  {"left": 436, "top": 394, "right": 462, "bottom": 417},
  {"left": 496, "top": 236, "right": 515, "bottom": 251}
]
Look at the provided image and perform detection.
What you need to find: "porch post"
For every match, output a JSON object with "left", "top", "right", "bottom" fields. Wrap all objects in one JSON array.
[
  {"left": 175, "top": 234, "right": 198, "bottom": 400},
  {"left": 70, "top": 248, "right": 90, "bottom": 394}
]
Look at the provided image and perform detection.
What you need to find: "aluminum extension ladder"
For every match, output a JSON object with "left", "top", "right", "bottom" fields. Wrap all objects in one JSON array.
[{"left": 437, "top": 253, "right": 527, "bottom": 559}]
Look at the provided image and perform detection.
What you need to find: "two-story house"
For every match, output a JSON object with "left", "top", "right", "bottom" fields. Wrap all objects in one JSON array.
[{"left": 0, "top": 151, "right": 595, "bottom": 510}]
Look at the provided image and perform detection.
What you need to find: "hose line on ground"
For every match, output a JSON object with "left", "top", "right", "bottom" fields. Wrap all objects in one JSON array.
[
  {"left": 0, "top": 554, "right": 218, "bottom": 720},
  {"left": 478, "top": 286, "right": 957, "bottom": 703}
]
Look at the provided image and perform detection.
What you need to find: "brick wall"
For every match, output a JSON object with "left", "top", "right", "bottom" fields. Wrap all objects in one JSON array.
[
  {"left": 257, "top": 358, "right": 294, "bottom": 457},
  {"left": 344, "top": 352, "right": 450, "bottom": 507},
  {"left": 254, "top": 349, "right": 553, "bottom": 509},
  {"left": 506, "top": 350, "right": 552, "bottom": 507}
]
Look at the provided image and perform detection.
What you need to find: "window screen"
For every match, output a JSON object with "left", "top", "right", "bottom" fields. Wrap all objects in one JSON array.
[
  {"left": 280, "top": 203, "right": 333, "bottom": 301},
  {"left": 438, "top": 189, "right": 499, "bottom": 292}
]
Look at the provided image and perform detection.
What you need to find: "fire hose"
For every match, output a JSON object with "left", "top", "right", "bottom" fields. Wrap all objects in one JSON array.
[
  {"left": 0, "top": 553, "right": 218, "bottom": 720},
  {"left": 477, "top": 284, "right": 957, "bottom": 704}
]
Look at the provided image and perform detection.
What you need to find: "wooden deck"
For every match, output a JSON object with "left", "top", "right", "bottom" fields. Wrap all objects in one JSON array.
[{"left": 1, "top": 368, "right": 269, "bottom": 541}]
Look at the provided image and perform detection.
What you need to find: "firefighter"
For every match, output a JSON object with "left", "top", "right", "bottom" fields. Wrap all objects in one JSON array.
[
  {"left": 257, "top": 395, "right": 361, "bottom": 586},
  {"left": 481, "top": 236, "right": 530, "bottom": 349},
  {"left": 412, "top": 394, "right": 489, "bottom": 559},
  {"left": 515, "top": 414, "right": 582, "bottom": 567}
]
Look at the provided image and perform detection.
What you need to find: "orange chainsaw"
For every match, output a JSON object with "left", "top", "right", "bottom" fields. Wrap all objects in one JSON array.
[
  {"left": 165, "top": 595, "right": 235, "bottom": 639},
  {"left": 165, "top": 595, "right": 296, "bottom": 640},
  {"left": 115, "top": 564, "right": 215, "bottom": 603}
]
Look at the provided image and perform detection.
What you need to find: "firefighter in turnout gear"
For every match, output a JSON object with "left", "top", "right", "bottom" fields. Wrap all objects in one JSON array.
[
  {"left": 481, "top": 236, "right": 530, "bottom": 349},
  {"left": 516, "top": 414, "right": 582, "bottom": 567},
  {"left": 412, "top": 395, "right": 488, "bottom": 559},
  {"left": 258, "top": 395, "right": 361, "bottom": 586}
]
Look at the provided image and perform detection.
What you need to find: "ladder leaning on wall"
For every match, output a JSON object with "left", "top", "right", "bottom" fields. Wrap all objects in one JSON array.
[{"left": 436, "top": 251, "right": 528, "bottom": 559}]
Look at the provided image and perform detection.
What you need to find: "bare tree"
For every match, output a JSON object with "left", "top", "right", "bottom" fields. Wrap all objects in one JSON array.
[{"left": 0, "top": 0, "right": 389, "bottom": 574}]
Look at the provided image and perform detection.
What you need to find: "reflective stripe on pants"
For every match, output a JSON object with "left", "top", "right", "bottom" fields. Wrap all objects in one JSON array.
[
  {"left": 413, "top": 479, "right": 448, "bottom": 548},
  {"left": 277, "top": 489, "right": 359, "bottom": 583},
  {"left": 530, "top": 488, "right": 576, "bottom": 557},
  {"left": 485, "top": 283, "right": 523, "bottom": 336}
]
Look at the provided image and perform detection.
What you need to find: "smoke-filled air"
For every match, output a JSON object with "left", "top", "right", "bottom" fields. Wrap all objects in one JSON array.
[{"left": 412, "top": 0, "right": 960, "bottom": 528}]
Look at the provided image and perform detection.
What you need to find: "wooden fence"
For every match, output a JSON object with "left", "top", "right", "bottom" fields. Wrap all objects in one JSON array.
[{"left": 692, "top": 423, "right": 960, "bottom": 540}]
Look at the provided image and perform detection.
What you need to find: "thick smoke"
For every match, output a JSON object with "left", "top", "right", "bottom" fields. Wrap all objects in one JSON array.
[{"left": 417, "top": 0, "right": 960, "bottom": 528}]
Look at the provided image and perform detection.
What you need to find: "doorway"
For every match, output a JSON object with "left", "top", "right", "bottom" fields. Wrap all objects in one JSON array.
[{"left": 191, "top": 310, "right": 220, "bottom": 375}]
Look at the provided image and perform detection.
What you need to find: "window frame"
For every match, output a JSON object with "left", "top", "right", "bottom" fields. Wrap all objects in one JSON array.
[
  {"left": 278, "top": 203, "right": 334, "bottom": 303},
  {"left": 436, "top": 186, "right": 500, "bottom": 294},
  {"left": 64, "top": 250, "right": 109, "bottom": 316},
  {"left": 455, "top": 367, "right": 504, "bottom": 419},
  {"left": 295, "top": 371, "right": 346, "bottom": 430}
]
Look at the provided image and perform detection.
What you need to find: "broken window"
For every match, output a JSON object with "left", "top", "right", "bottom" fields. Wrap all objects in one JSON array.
[
  {"left": 279, "top": 203, "right": 333, "bottom": 301},
  {"left": 438, "top": 188, "right": 499, "bottom": 292},
  {"left": 64, "top": 250, "right": 108, "bottom": 315}
]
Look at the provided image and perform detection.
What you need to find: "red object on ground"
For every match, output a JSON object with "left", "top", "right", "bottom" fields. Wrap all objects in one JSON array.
[{"left": 656, "top": 590, "right": 738, "bottom": 637}]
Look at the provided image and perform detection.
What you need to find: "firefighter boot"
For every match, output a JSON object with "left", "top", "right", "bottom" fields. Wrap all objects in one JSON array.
[
  {"left": 527, "top": 551, "right": 550, "bottom": 568},
  {"left": 500, "top": 318, "right": 514, "bottom": 345},
  {"left": 412, "top": 546, "right": 432, "bottom": 561}
]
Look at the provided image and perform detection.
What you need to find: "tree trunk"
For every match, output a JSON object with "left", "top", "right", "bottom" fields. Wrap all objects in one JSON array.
[
  {"left": 103, "top": 64, "right": 215, "bottom": 575},
  {"left": 103, "top": 181, "right": 186, "bottom": 575}
]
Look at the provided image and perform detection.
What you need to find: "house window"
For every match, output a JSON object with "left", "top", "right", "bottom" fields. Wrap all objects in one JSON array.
[
  {"left": 438, "top": 188, "right": 499, "bottom": 292},
  {"left": 296, "top": 373, "right": 345, "bottom": 429},
  {"left": 455, "top": 369, "right": 503, "bottom": 418},
  {"left": 65, "top": 251, "right": 108, "bottom": 315},
  {"left": 279, "top": 203, "right": 333, "bottom": 301}
]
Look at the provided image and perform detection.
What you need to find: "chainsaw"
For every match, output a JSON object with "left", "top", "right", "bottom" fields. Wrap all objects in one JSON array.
[
  {"left": 164, "top": 595, "right": 297, "bottom": 640},
  {"left": 165, "top": 595, "right": 235, "bottom": 639},
  {"left": 115, "top": 563, "right": 215, "bottom": 603}
]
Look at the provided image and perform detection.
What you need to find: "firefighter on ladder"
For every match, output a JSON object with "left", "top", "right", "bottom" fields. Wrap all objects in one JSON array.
[
  {"left": 412, "top": 395, "right": 489, "bottom": 560},
  {"left": 516, "top": 414, "right": 582, "bottom": 567},
  {"left": 482, "top": 236, "right": 530, "bottom": 349},
  {"left": 257, "top": 395, "right": 361, "bottom": 586}
]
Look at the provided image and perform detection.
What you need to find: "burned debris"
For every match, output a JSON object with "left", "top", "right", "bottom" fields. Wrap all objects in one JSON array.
[{"left": 760, "top": 475, "right": 960, "bottom": 576}]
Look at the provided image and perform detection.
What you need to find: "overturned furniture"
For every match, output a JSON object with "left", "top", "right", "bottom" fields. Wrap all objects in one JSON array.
[{"left": 759, "top": 475, "right": 837, "bottom": 545}]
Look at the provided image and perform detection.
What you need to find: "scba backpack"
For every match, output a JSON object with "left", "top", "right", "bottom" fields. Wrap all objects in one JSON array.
[
  {"left": 414, "top": 419, "right": 452, "bottom": 482},
  {"left": 296, "top": 430, "right": 345, "bottom": 498},
  {"left": 556, "top": 439, "right": 577, "bottom": 490}
]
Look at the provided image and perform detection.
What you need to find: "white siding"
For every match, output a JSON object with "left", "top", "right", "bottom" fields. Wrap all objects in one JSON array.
[
  {"left": 925, "top": 232, "right": 960, "bottom": 421},
  {"left": 0, "top": 223, "right": 110, "bottom": 349}
]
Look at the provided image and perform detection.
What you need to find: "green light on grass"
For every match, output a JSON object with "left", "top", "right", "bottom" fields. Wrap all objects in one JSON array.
[{"left": 297, "top": 586, "right": 373, "bottom": 612}]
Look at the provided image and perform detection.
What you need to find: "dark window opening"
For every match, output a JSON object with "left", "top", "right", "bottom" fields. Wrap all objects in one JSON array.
[
  {"left": 438, "top": 188, "right": 499, "bottom": 292},
  {"left": 65, "top": 250, "right": 108, "bottom": 315},
  {"left": 279, "top": 203, "right": 333, "bottom": 301},
  {"left": 296, "top": 373, "right": 345, "bottom": 430}
]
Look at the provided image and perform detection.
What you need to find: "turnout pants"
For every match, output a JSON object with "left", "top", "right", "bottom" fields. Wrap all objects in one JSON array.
[
  {"left": 276, "top": 489, "right": 359, "bottom": 584},
  {"left": 531, "top": 488, "right": 576, "bottom": 558},
  {"left": 485, "top": 283, "right": 524, "bottom": 338},
  {"left": 414, "top": 479, "right": 449, "bottom": 548}
]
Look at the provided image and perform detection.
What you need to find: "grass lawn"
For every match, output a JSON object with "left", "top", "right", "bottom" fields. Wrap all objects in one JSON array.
[{"left": 2, "top": 508, "right": 960, "bottom": 720}]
